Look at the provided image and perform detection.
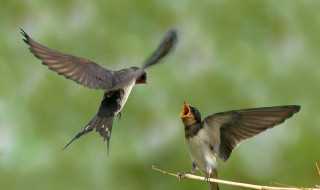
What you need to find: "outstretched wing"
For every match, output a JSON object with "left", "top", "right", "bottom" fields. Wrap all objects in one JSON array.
[
  {"left": 203, "top": 105, "right": 300, "bottom": 161},
  {"left": 142, "top": 29, "right": 178, "bottom": 69},
  {"left": 21, "top": 29, "right": 114, "bottom": 90},
  {"left": 107, "top": 29, "right": 178, "bottom": 90}
]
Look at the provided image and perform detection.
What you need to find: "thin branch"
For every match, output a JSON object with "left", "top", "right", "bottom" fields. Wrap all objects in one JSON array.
[
  {"left": 316, "top": 162, "right": 320, "bottom": 177},
  {"left": 152, "top": 165, "right": 320, "bottom": 190},
  {"left": 316, "top": 162, "right": 320, "bottom": 189}
]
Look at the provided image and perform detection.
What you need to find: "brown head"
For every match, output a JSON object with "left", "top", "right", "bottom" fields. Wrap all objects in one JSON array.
[
  {"left": 180, "top": 101, "right": 202, "bottom": 127},
  {"left": 130, "top": 66, "right": 147, "bottom": 84},
  {"left": 135, "top": 71, "right": 147, "bottom": 84}
]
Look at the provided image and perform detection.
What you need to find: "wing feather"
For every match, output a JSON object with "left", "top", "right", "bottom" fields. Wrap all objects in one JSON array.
[
  {"left": 204, "top": 105, "right": 300, "bottom": 161},
  {"left": 21, "top": 29, "right": 114, "bottom": 90},
  {"left": 142, "top": 29, "right": 178, "bottom": 69}
]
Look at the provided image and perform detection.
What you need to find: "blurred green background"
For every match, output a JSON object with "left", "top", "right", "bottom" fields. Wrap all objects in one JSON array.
[{"left": 0, "top": 0, "right": 319, "bottom": 190}]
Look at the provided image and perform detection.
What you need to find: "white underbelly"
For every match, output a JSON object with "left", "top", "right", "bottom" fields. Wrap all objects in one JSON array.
[
  {"left": 116, "top": 80, "right": 135, "bottom": 114},
  {"left": 187, "top": 131, "right": 218, "bottom": 173}
]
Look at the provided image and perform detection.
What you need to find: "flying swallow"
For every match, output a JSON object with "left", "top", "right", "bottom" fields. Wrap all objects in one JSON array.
[
  {"left": 180, "top": 102, "right": 300, "bottom": 190},
  {"left": 21, "top": 28, "right": 177, "bottom": 152}
]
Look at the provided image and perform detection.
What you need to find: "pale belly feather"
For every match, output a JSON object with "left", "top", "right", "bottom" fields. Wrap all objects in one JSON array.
[
  {"left": 115, "top": 80, "right": 135, "bottom": 115},
  {"left": 187, "top": 129, "right": 218, "bottom": 173}
]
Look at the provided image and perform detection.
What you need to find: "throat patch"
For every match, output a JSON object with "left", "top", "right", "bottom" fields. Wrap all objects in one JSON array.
[{"left": 185, "top": 123, "right": 202, "bottom": 138}]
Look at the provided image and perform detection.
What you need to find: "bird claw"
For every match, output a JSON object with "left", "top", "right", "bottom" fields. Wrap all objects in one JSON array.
[
  {"left": 117, "top": 112, "right": 122, "bottom": 120},
  {"left": 191, "top": 162, "right": 198, "bottom": 174},
  {"left": 204, "top": 175, "right": 210, "bottom": 183},
  {"left": 177, "top": 172, "right": 186, "bottom": 181}
]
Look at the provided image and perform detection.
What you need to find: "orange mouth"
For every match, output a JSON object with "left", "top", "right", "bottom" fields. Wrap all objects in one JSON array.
[{"left": 180, "top": 101, "right": 192, "bottom": 118}]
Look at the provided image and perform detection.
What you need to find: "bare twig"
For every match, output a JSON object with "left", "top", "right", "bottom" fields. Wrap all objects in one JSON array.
[
  {"left": 315, "top": 162, "right": 320, "bottom": 189},
  {"left": 152, "top": 165, "right": 320, "bottom": 190},
  {"left": 316, "top": 162, "right": 320, "bottom": 177}
]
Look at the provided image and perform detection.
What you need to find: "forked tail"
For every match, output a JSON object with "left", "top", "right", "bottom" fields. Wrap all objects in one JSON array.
[
  {"left": 94, "top": 116, "right": 114, "bottom": 154},
  {"left": 63, "top": 115, "right": 114, "bottom": 154}
]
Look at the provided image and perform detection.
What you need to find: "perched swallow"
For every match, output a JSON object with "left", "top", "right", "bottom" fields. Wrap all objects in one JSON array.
[
  {"left": 180, "top": 102, "right": 300, "bottom": 190},
  {"left": 21, "top": 28, "right": 177, "bottom": 152}
]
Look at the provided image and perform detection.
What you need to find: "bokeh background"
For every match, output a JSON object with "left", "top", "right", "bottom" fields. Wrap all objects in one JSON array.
[{"left": 1, "top": 1, "right": 320, "bottom": 190}]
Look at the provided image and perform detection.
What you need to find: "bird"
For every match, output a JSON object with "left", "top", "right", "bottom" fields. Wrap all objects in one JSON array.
[
  {"left": 179, "top": 101, "right": 300, "bottom": 190},
  {"left": 21, "top": 28, "right": 178, "bottom": 153}
]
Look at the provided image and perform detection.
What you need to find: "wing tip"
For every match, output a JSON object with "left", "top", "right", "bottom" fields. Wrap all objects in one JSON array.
[
  {"left": 287, "top": 105, "right": 301, "bottom": 114},
  {"left": 293, "top": 105, "right": 301, "bottom": 112},
  {"left": 166, "top": 28, "right": 178, "bottom": 43},
  {"left": 141, "top": 28, "right": 178, "bottom": 69},
  {"left": 20, "top": 27, "right": 30, "bottom": 44},
  {"left": 163, "top": 28, "right": 178, "bottom": 50},
  {"left": 277, "top": 105, "right": 301, "bottom": 125},
  {"left": 272, "top": 105, "right": 301, "bottom": 122}
]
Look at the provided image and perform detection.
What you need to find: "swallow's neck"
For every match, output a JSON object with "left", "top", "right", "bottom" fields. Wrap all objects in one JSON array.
[{"left": 184, "top": 122, "right": 202, "bottom": 138}]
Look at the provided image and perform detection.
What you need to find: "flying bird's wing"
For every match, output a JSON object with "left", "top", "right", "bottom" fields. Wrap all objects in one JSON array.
[
  {"left": 203, "top": 105, "right": 300, "bottom": 161},
  {"left": 21, "top": 28, "right": 114, "bottom": 90},
  {"left": 142, "top": 29, "right": 178, "bottom": 69},
  {"left": 106, "top": 29, "right": 178, "bottom": 90}
]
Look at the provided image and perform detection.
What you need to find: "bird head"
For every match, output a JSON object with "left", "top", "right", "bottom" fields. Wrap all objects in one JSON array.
[
  {"left": 180, "top": 101, "right": 201, "bottom": 126},
  {"left": 135, "top": 71, "right": 147, "bottom": 84},
  {"left": 130, "top": 66, "right": 147, "bottom": 84}
]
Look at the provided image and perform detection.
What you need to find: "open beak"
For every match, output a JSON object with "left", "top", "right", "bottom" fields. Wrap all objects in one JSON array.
[{"left": 180, "top": 101, "right": 192, "bottom": 118}]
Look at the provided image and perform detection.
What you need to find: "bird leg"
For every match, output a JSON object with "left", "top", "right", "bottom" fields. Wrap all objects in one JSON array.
[
  {"left": 177, "top": 162, "right": 198, "bottom": 181},
  {"left": 191, "top": 161, "right": 199, "bottom": 174},
  {"left": 117, "top": 112, "right": 122, "bottom": 120},
  {"left": 205, "top": 168, "right": 213, "bottom": 183},
  {"left": 177, "top": 172, "right": 187, "bottom": 181}
]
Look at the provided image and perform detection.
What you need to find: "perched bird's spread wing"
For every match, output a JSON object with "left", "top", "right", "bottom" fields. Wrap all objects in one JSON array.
[
  {"left": 21, "top": 29, "right": 114, "bottom": 90},
  {"left": 203, "top": 105, "right": 300, "bottom": 161},
  {"left": 142, "top": 29, "right": 178, "bottom": 69}
]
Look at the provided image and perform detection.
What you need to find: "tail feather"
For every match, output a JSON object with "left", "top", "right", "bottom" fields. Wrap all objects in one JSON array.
[
  {"left": 63, "top": 115, "right": 114, "bottom": 153},
  {"left": 63, "top": 124, "right": 93, "bottom": 150},
  {"left": 209, "top": 169, "right": 219, "bottom": 190},
  {"left": 94, "top": 116, "right": 114, "bottom": 154}
]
